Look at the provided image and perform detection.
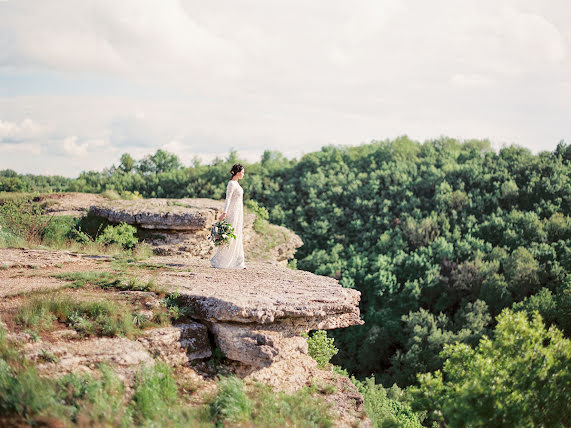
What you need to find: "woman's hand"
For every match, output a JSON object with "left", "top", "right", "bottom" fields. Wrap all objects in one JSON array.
[{"left": 219, "top": 212, "right": 226, "bottom": 221}]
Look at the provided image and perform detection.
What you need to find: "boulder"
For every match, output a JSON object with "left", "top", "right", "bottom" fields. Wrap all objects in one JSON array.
[{"left": 137, "top": 322, "right": 212, "bottom": 364}]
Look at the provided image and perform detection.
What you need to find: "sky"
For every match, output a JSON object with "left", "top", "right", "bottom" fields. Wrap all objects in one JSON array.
[{"left": 0, "top": 0, "right": 570, "bottom": 177}]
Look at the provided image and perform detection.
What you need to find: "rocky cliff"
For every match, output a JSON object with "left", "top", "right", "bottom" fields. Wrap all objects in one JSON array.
[{"left": 0, "top": 194, "right": 368, "bottom": 426}]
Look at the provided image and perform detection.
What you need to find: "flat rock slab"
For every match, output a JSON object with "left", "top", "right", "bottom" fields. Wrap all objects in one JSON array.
[
  {"left": 90, "top": 198, "right": 224, "bottom": 230},
  {"left": 146, "top": 259, "right": 363, "bottom": 328},
  {"left": 0, "top": 248, "right": 86, "bottom": 268}
]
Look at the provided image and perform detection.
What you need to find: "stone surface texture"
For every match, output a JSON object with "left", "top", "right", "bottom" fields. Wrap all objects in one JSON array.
[
  {"left": 21, "top": 336, "right": 154, "bottom": 382},
  {"left": 137, "top": 322, "right": 212, "bottom": 363},
  {"left": 90, "top": 198, "right": 220, "bottom": 231}
]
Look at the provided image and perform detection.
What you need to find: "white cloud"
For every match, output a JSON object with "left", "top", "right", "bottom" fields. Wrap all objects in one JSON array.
[
  {"left": 61, "top": 136, "right": 89, "bottom": 157},
  {"left": 0, "top": 1, "right": 570, "bottom": 175},
  {"left": 0, "top": 118, "right": 43, "bottom": 141}
]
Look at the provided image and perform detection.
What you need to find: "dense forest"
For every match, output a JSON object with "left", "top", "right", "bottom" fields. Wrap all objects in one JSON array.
[{"left": 2, "top": 136, "right": 570, "bottom": 426}]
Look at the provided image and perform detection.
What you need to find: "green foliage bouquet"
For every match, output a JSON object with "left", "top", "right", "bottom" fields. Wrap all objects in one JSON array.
[{"left": 210, "top": 220, "right": 236, "bottom": 247}]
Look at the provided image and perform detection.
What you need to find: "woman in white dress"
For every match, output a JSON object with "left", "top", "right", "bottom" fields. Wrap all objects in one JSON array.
[{"left": 210, "top": 164, "right": 247, "bottom": 269}]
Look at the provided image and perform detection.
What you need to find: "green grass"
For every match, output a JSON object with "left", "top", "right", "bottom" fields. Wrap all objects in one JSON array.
[
  {"left": 208, "top": 376, "right": 334, "bottom": 427},
  {"left": 15, "top": 294, "right": 142, "bottom": 338},
  {"left": 38, "top": 349, "right": 59, "bottom": 363},
  {"left": 14, "top": 288, "right": 189, "bottom": 338},
  {"left": 53, "top": 270, "right": 164, "bottom": 294},
  {"left": 131, "top": 362, "right": 178, "bottom": 421},
  {"left": 53, "top": 271, "right": 123, "bottom": 288},
  {"left": 0, "top": 191, "right": 38, "bottom": 204},
  {"left": 250, "top": 383, "right": 334, "bottom": 427},
  {"left": 210, "top": 376, "right": 252, "bottom": 424},
  {"left": 0, "top": 326, "right": 60, "bottom": 423}
]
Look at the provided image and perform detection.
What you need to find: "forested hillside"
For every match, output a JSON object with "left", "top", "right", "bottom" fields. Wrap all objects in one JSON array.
[{"left": 2, "top": 136, "right": 570, "bottom": 426}]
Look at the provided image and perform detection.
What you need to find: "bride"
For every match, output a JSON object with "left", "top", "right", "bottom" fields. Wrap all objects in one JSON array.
[{"left": 210, "top": 164, "right": 247, "bottom": 269}]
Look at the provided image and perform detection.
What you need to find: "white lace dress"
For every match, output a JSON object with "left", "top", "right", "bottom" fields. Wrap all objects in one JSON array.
[{"left": 210, "top": 180, "right": 246, "bottom": 269}]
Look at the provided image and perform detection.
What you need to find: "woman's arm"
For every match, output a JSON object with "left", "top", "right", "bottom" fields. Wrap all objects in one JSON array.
[{"left": 219, "top": 181, "right": 234, "bottom": 220}]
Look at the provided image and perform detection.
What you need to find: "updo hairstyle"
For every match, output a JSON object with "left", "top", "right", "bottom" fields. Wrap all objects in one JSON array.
[{"left": 230, "top": 163, "right": 244, "bottom": 177}]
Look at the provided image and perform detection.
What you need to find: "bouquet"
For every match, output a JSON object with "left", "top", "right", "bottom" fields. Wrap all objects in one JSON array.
[{"left": 209, "top": 219, "right": 237, "bottom": 247}]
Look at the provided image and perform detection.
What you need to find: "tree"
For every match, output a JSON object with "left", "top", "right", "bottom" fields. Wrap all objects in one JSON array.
[
  {"left": 119, "top": 153, "right": 135, "bottom": 173},
  {"left": 411, "top": 309, "right": 571, "bottom": 427},
  {"left": 137, "top": 149, "right": 182, "bottom": 174}
]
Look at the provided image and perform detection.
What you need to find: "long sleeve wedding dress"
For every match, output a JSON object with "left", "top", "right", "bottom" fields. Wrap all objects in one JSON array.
[{"left": 210, "top": 180, "right": 246, "bottom": 269}]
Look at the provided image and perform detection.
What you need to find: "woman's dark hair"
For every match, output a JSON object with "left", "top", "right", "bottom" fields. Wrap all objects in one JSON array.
[{"left": 230, "top": 163, "right": 244, "bottom": 177}]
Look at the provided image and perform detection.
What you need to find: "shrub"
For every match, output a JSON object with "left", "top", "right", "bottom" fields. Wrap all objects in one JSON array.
[
  {"left": 56, "top": 364, "right": 129, "bottom": 425},
  {"left": 41, "top": 216, "right": 77, "bottom": 247},
  {"left": 246, "top": 199, "right": 269, "bottom": 221},
  {"left": 304, "top": 330, "right": 339, "bottom": 368},
  {"left": 96, "top": 223, "right": 139, "bottom": 249},
  {"left": 0, "top": 327, "right": 58, "bottom": 420}
]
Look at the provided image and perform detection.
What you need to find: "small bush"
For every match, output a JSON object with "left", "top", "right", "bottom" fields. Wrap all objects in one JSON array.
[
  {"left": 101, "top": 189, "right": 121, "bottom": 201},
  {"left": 56, "top": 364, "right": 129, "bottom": 425},
  {"left": 0, "top": 358, "right": 58, "bottom": 420},
  {"left": 131, "top": 242, "right": 153, "bottom": 260},
  {"left": 246, "top": 199, "right": 269, "bottom": 221},
  {"left": 304, "top": 330, "right": 338, "bottom": 368},
  {"left": 15, "top": 305, "right": 56, "bottom": 332},
  {"left": 96, "top": 223, "right": 139, "bottom": 249},
  {"left": 0, "top": 327, "right": 58, "bottom": 420},
  {"left": 41, "top": 216, "right": 77, "bottom": 247}
]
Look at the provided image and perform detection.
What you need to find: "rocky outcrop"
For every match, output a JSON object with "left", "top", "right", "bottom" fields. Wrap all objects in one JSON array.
[
  {"left": 210, "top": 323, "right": 308, "bottom": 368},
  {"left": 88, "top": 198, "right": 302, "bottom": 261},
  {"left": 90, "top": 198, "right": 220, "bottom": 231},
  {"left": 138, "top": 259, "right": 364, "bottom": 390},
  {"left": 18, "top": 322, "right": 212, "bottom": 382},
  {"left": 0, "top": 188, "right": 368, "bottom": 425}
]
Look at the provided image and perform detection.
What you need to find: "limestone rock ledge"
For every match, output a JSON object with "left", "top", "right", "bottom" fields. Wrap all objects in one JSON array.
[
  {"left": 90, "top": 198, "right": 219, "bottom": 231},
  {"left": 88, "top": 198, "right": 302, "bottom": 262},
  {"left": 144, "top": 260, "right": 364, "bottom": 390}
]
